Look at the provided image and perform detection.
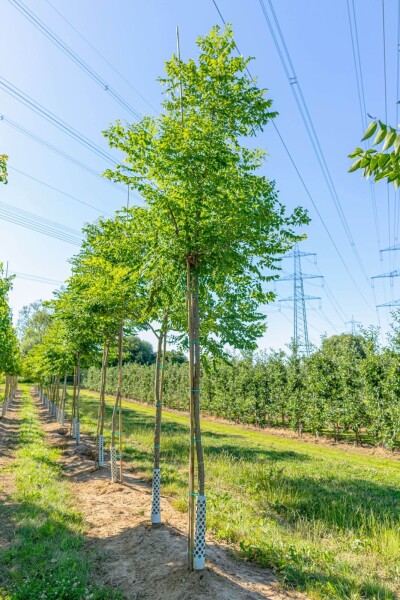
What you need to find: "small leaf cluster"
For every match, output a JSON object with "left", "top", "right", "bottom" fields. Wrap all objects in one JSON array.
[{"left": 349, "top": 120, "right": 400, "bottom": 187}]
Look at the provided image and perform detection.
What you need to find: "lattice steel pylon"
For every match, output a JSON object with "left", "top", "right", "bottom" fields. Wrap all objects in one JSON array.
[{"left": 278, "top": 243, "right": 323, "bottom": 357}]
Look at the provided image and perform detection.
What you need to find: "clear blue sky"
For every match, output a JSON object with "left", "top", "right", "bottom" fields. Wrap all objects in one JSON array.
[{"left": 0, "top": 0, "right": 398, "bottom": 351}]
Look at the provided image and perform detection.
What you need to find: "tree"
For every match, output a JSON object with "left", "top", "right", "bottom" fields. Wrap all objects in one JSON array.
[
  {"left": 18, "top": 300, "right": 53, "bottom": 358},
  {"left": 103, "top": 25, "right": 308, "bottom": 570},
  {"left": 0, "top": 154, "right": 8, "bottom": 184},
  {"left": 349, "top": 120, "right": 400, "bottom": 188},
  {"left": 120, "top": 335, "right": 155, "bottom": 365}
]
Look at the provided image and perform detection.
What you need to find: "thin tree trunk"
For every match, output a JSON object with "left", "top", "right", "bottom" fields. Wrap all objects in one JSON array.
[
  {"left": 151, "top": 316, "right": 167, "bottom": 524},
  {"left": 95, "top": 343, "right": 109, "bottom": 467},
  {"left": 75, "top": 355, "right": 81, "bottom": 444},
  {"left": 111, "top": 325, "right": 123, "bottom": 483},
  {"left": 187, "top": 260, "right": 196, "bottom": 570},
  {"left": 60, "top": 372, "right": 67, "bottom": 426},
  {"left": 187, "top": 259, "right": 206, "bottom": 571},
  {"left": 69, "top": 366, "right": 77, "bottom": 437}
]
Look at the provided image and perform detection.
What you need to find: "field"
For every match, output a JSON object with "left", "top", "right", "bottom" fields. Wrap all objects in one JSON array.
[
  {"left": 71, "top": 388, "right": 400, "bottom": 600},
  {"left": 1, "top": 386, "right": 400, "bottom": 599}
]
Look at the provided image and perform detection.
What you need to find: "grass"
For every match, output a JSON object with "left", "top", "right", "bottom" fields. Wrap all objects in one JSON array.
[
  {"left": 0, "top": 387, "right": 122, "bottom": 600},
  {"left": 72, "top": 388, "right": 400, "bottom": 600}
]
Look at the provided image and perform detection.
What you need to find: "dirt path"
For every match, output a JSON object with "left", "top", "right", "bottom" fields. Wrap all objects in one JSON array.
[
  {"left": 34, "top": 391, "right": 305, "bottom": 600},
  {"left": 0, "top": 390, "right": 22, "bottom": 551}
]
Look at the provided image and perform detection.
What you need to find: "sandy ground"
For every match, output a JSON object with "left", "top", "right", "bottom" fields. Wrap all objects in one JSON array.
[{"left": 34, "top": 391, "right": 306, "bottom": 600}]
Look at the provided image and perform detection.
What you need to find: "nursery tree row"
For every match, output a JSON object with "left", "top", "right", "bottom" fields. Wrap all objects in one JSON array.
[{"left": 21, "top": 25, "right": 308, "bottom": 572}]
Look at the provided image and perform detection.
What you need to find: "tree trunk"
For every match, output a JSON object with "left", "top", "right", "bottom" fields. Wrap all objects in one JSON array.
[
  {"left": 70, "top": 366, "right": 77, "bottom": 437},
  {"left": 75, "top": 355, "right": 81, "bottom": 444},
  {"left": 60, "top": 372, "right": 67, "bottom": 426},
  {"left": 187, "top": 259, "right": 205, "bottom": 571},
  {"left": 151, "top": 317, "right": 167, "bottom": 524},
  {"left": 95, "top": 343, "right": 109, "bottom": 468},
  {"left": 111, "top": 326, "right": 123, "bottom": 483}
]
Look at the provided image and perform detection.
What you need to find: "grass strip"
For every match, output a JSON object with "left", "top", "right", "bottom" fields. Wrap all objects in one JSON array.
[
  {"left": 0, "top": 388, "right": 122, "bottom": 600},
  {"left": 74, "top": 388, "right": 400, "bottom": 600}
]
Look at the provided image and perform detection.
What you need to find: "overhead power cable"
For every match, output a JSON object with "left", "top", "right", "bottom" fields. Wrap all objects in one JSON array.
[
  {"left": 44, "top": 0, "right": 158, "bottom": 114},
  {"left": 0, "top": 75, "right": 116, "bottom": 164},
  {"left": 210, "top": 0, "right": 373, "bottom": 312},
  {"left": 0, "top": 200, "right": 82, "bottom": 246},
  {"left": 8, "top": 165, "right": 114, "bottom": 217},
  {"left": 10, "top": 271, "right": 64, "bottom": 286},
  {"left": 346, "top": 0, "right": 380, "bottom": 247},
  {"left": 8, "top": 0, "right": 142, "bottom": 119},
  {"left": 258, "top": 0, "right": 372, "bottom": 289},
  {"left": 1, "top": 115, "right": 124, "bottom": 193}
]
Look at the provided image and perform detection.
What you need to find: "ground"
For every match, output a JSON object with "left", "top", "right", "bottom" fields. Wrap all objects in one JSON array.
[{"left": 0, "top": 387, "right": 304, "bottom": 600}]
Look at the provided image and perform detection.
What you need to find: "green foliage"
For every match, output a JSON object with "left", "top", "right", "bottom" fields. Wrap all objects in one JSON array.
[
  {"left": 349, "top": 120, "right": 400, "bottom": 187},
  {"left": 0, "top": 154, "right": 8, "bottom": 184},
  {"left": 103, "top": 24, "right": 309, "bottom": 358},
  {"left": 0, "top": 264, "right": 20, "bottom": 380},
  {"left": 120, "top": 335, "right": 155, "bottom": 365}
]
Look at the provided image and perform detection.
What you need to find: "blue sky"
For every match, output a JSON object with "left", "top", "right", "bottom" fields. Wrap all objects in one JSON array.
[{"left": 0, "top": 0, "right": 398, "bottom": 351}]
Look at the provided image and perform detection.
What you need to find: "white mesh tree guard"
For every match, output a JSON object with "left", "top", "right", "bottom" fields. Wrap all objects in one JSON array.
[
  {"left": 98, "top": 435, "right": 104, "bottom": 467},
  {"left": 193, "top": 495, "right": 206, "bottom": 570},
  {"left": 72, "top": 417, "right": 77, "bottom": 438},
  {"left": 151, "top": 468, "right": 161, "bottom": 524},
  {"left": 110, "top": 446, "right": 118, "bottom": 483}
]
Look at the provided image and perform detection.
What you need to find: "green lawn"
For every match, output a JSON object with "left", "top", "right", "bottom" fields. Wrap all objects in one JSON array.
[
  {"left": 0, "top": 387, "right": 122, "bottom": 600},
  {"left": 73, "top": 388, "right": 400, "bottom": 600}
]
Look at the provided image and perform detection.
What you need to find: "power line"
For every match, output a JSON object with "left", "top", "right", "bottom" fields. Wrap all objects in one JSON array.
[
  {"left": 8, "top": 165, "right": 114, "bottom": 217},
  {"left": 346, "top": 0, "right": 381, "bottom": 247},
  {"left": 210, "top": 0, "right": 374, "bottom": 312},
  {"left": 10, "top": 271, "right": 64, "bottom": 286},
  {"left": 258, "top": 0, "right": 372, "bottom": 288},
  {"left": 8, "top": 0, "right": 142, "bottom": 120},
  {"left": 1, "top": 115, "right": 124, "bottom": 193},
  {"left": 0, "top": 200, "right": 82, "bottom": 245},
  {"left": 43, "top": 0, "right": 158, "bottom": 115},
  {"left": 0, "top": 75, "right": 116, "bottom": 164}
]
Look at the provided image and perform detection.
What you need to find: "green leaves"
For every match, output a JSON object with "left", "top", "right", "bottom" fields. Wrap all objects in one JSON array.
[
  {"left": 361, "top": 121, "right": 377, "bottom": 141},
  {"left": 382, "top": 129, "right": 397, "bottom": 151},
  {"left": 0, "top": 154, "right": 8, "bottom": 185},
  {"left": 349, "top": 120, "right": 400, "bottom": 188}
]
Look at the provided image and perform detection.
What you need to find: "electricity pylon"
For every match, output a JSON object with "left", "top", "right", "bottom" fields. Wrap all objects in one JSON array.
[
  {"left": 345, "top": 315, "right": 361, "bottom": 335},
  {"left": 372, "top": 261, "right": 400, "bottom": 310},
  {"left": 278, "top": 243, "right": 323, "bottom": 357}
]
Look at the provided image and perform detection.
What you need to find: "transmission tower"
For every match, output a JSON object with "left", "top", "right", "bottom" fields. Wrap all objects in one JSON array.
[
  {"left": 372, "top": 246, "right": 400, "bottom": 309},
  {"left": 345, "top": 315, "right": 361, "bottom": 335},
  {"left": 277, "top": 243, "right": 323, "bottom": 357}
]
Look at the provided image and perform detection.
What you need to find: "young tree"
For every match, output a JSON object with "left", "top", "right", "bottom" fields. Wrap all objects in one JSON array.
[{"left": 103, "top": 25, "right": 308, "bottom": 569}]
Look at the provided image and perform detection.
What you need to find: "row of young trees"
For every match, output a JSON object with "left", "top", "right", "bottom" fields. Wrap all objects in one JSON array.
[
  {"left": 0, "top": 264, "right": 20, "bottom": 416},
  {"left": 82, "top": 326, "right": 400, "bottom": 449},
  {"left": 21, "top": 25, "right": 308, "bottom": 571}
]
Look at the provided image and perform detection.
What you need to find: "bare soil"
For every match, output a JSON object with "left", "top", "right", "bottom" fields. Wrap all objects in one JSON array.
[{"left": 35, "top": 392, "right": 306, "bottom": 600}]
